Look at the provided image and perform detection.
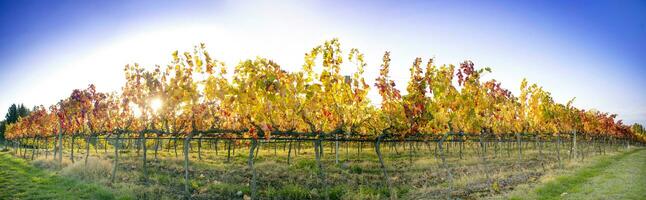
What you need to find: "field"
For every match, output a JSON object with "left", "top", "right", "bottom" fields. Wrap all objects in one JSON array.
[
  {"left": 1, "top": 136, "right": 641, "bottom": 200},
  {"left": 1, "top": 1, "right": 646, "bottom": 200}
]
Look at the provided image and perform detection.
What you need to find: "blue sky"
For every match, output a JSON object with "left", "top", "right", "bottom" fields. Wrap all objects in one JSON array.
[{"left": 0, "top": 0, "right": 644, "bottom": 125}]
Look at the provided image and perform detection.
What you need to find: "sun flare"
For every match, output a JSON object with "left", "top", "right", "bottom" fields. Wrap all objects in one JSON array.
[{"left": 150, "top": 98, "right": 163, "bottom": 114}]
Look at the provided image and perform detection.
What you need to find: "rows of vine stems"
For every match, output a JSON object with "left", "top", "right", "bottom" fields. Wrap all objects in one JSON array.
[
  {"left": 3, "top": 131, "right": 640, "bottom": 199},
  {"left": 3, "top": 39, "right": 646, "bottom": 199}
]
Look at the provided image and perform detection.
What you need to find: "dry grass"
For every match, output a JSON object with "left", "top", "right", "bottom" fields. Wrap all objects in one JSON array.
[
  {"left": 61, "top": 156, "right": 113, "bottom": 182},
  {"left": 32, "top": 156, "right": 72, "bottom": 170}
]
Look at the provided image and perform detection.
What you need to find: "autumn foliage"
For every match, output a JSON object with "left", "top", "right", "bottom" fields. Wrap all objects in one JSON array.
[{"left": 4, "top": 39, "right": 645, "bottom": 143}]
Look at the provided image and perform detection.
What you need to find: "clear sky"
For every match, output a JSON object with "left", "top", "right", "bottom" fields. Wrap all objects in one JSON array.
[{"left": 0, "top": 0, "right": 644, "bottom": 125}]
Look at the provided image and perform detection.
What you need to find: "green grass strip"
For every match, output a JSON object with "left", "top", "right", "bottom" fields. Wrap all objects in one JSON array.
[
  {"left": 528, "top": 148, "right": 643, "bottom": 200},
  {"left": 0, "top": 152, "right": 120, "bottom": 200}
]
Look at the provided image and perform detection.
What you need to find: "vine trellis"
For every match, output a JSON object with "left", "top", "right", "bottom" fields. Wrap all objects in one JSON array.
[{"left": 4, "top": 39, "right": 646, "bottom": 199}]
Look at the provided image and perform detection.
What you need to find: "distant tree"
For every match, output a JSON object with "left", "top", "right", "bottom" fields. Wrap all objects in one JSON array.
[
  {"left": 0, "top": 120, "right": 5, "bottom": 142},
  {"left": 1, "top": 104, "right": 30, "bottom": 140}
]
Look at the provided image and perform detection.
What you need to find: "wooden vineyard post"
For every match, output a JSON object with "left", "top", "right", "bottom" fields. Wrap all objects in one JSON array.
[
  {"left": 70, "top": 135, "right": 75, "bottom": 163},
  {"left": 31, "top": 137, "right": 36, "bottom": 160},
  {"left": 214, "top": 139, "right": 219, "bottom": 155},
  {"left": 287, "top": 139, "right": 293, "bottom": 165},
  {"left": 198, "top": 137, "right": 202, "bottom": 160},
  {"left": 479, "top": 132, "right": 492, "bottom": 193},
  {"left": 494, "top": 135, "right": 499, "bottom": 158},
  {"left": 141, "top": 131, "right": 148, "bottom": 184},
  {"left": 556, "top": 132, "right": 562, "bottom": 169},
  {"left": 408, "top": 140, "right": 413, "bottom": 164},
  {"left": 439, "top": 131, "right": 453, "bottom": 200},
  {"left": 111, "top": 133, "right": 120, "bottom": 184},
  {"left": 174, "top": 136, "right": 178, "bottom": 158},
  {"left": 516, "top": 133, "right": 522, "bottom": 161},
  {"left": 58, "top": 123, "right": 64, "bottom": 169},
  {"left": 459, "top": 132, "right": 464, "bottom": 160},
  {"left": 85, "top": 135, "right": 91, "bottom": 166},
  {"left": 314, "top": 136, "right": 329, "bottom": 200},
  {"left": 248, "top": 138, "right": 259, "bottom": 200},
  {"left": 104, "top": 135, "right": 109, "bottom": 154},
  {"left": 154, "top": 134, "right": 160, "bottom": 161},
  {"left": 226, "top": 139, "right": 232, "bottom": 163},
  {"left": 184, "top": 130, "right": 195, "bottom": 199},
  {"left": 93, "top": 136, "right": 98, "bottom": 154},
  {"left": 570, "top": 131, "right": 576, "bottom": 160},
  {"left": 45, "top": 137, "right": 49, "bottom": 159},
  {"left": 335, "top": 134, "right": 339, "bottom": 164},
  {"left": 14, "top": 140, "right": 18, "bottom": 156}
]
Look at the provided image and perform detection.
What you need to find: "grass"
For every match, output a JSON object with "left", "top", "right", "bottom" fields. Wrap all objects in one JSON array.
[
  {"left": 0, "top": 152, "right": 129, "bottom": 200},
  {"left": 506, "top": 148, "right": 646, "bottom": 200},
  {"left": 2, "top": 139, "right": 641, "bottom": 199}
]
